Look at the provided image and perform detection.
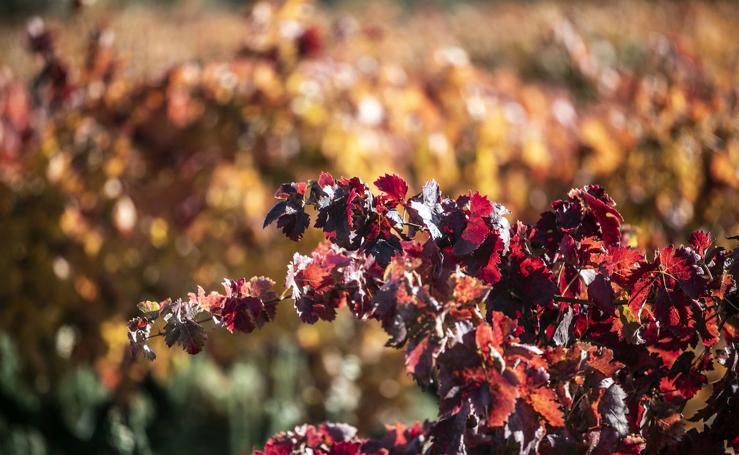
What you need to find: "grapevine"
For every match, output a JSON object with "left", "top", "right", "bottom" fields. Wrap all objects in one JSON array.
[{"left": 128, "top": 173, "right": 739, "bottom": 454}]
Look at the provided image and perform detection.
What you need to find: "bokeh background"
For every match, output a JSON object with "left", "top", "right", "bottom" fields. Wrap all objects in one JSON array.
[{"left": 1, "top": 0, "right": 738, "bottom": 453}]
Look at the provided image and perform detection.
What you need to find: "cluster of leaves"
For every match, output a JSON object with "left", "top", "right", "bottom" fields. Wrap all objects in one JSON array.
[
  {"left": 254, "top": 421, "right": 428, "bottom": 455},
  {"left": 129, "top": 275, "right": 280, "bottom": 358},
  {"left": 130, "top": 173, "right": 739, "bottom": 454},
  {"left": 3, "top": 0, "right": 739, "bottom": 381}
]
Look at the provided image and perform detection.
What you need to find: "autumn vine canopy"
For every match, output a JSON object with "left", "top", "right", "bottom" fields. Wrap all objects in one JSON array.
[
  {"left": 3, "top": 0, "right": 739, "bottom": 451},
  {"left": 127, "top": 173, "right": 739, "bottom": 454}
]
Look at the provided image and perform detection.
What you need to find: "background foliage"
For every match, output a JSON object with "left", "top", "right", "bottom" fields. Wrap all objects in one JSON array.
[{"left": 1, "top": 0, "right": 738, "bottom": 453}]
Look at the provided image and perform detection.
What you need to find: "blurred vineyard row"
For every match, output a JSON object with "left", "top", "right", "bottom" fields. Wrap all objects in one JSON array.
[{"left": 1, "top": 0, "right": 738, "bottom": 452}]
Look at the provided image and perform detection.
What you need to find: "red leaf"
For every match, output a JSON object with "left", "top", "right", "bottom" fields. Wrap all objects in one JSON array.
[
  {"left": 330, "top": 441, "right": 362, "bottom": 455},
  {"left": 455, "top": 216, "right": 490, "bottom": 255},
  {"left": 526, "top": 387, "right": 565, "bottom": 427},
  {"left": 221, "top": 295, "right": 266, "bottom": 333},
  {"left": 658, "top": 246, "right": 707, "bottom": 298},
  {"left": 689, "top": 230, "right": 711, "bottom": 255},
  {"left": 468, "top": 191, "right": 493, "bottom": 218},
  {"left": 479, "top": 235, "right": 505, "bottom": 284},
  {"left": 604, "top": 246, "right": 645, "bottom": 287},
  {"left": 588, "top": 274, "right": 615, "bottom": 312},
  {"left": 220, "top": 277, "right": 278, "bottom": 333},
  {"left": 587, "top": 348, "right": 624, "bottom": 377},
  {"left": 453, "top": 274, "right": 487, "bottom": 304},
  {"left": 486, "top": 368, "right": 519, "bottom": 427},
  {"left": 405, "top": 338, "right": 434, "bottom": 380},
  {"left": 318, "top": 171, "right": 335, "bottom": 188},
  {"left": 300, "top": 262, "right": 332, "bottom": 291},
  {"left": 453, "top": 192, "right": 502, "bottom": 257},
  {"left": 374, "top": 173, "right": 408, "bottom": 202},
  {"left": 659, "top": 371, "right": 706, "bottom": 400},
  {"left": 578, "top": 188, "right": 624, "bottom": 246},
  {"left": 475, "top": 322, "right": 502, "bottom": 360}
]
